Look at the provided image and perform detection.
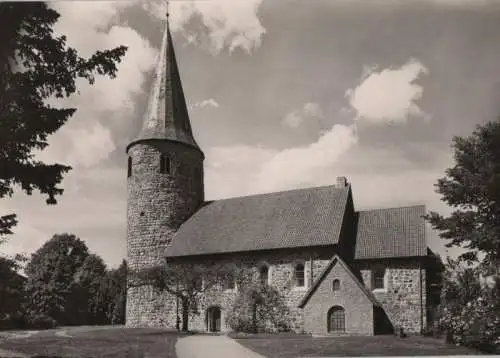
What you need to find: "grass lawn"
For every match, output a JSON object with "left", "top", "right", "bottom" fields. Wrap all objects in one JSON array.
[
  {"left": 230, "top": 333, "right": 484, "bottom": 357},
  {"left": 0, "top": 327, "right": 181, "bottom": 358}
]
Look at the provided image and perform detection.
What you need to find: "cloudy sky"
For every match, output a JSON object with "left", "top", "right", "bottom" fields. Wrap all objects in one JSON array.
[{"left": 2, "top": 0, "right": 500, "bottom": 268}]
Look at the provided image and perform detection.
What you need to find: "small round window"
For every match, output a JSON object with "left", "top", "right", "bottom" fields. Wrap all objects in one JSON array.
[{"left": 332, "top": 279, "right": 340, "bottom": 291}]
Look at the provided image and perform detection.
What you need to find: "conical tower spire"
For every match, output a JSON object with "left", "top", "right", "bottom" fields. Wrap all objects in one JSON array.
[{"left": 127, "top": 10, "right": 202, "bottom": 154}]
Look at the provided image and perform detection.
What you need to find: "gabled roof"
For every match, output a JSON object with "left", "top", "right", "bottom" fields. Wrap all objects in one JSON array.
[
  {"left": 127, "top": 19, "right": 201, "bottom": 154},
  {"left": 298, "top": 254, "right": 380, "bottom": 308},
  {"left": 165, "top": 185, "right": 350, "bottom": 258},
  {"left": 354, "top": 205, "right": 427, "bottom": 260}
]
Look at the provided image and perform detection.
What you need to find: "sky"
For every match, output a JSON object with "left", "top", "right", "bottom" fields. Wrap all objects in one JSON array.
[{"left": 2, "top": 0, "right": 500, "bottom": 268}]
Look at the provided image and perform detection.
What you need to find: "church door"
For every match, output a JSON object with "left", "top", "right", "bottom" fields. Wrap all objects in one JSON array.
[{"left": 207, "top": 306, "right": 222, "bottom": 332}]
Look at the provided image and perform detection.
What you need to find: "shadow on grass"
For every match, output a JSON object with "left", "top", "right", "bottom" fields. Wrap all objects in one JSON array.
[{"left": 0, "top": 327, "right": 182, "bottom": 358}]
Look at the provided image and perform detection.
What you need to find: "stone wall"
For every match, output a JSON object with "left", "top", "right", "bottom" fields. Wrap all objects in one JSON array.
[
  {"left": 183, "top": 247, "right": 335, "bottom": 333},
  {"left": 354, "top": 258, "right": 426, "bottom": 334},
  {"left": 126, "top": 140, "right": 204, "bottom": 327},
  {"left": 125, "top": 247, "right": 334, "bottom": 331}
]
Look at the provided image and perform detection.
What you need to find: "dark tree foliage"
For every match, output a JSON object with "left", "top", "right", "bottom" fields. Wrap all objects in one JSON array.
[
  {"left": 425, "top": 119, "right": 500, "bottom": 270},
  {"left": 226, "top": 281, "right": 291, "bottom": 333},
  {"left": 24, "top": 233, "right": 90, "bottom": 327},
  {"left": 0, "top": 2, "right": 127, "bottom": 240},
  {"left": 95, "top": 259, "right": 127, "bottom": 325},
  {"left": 0, "top": 255, "right": 27, "bottom": 329},
  {"left": 67, "top": 254, "right": 107, "bottom": 325}
]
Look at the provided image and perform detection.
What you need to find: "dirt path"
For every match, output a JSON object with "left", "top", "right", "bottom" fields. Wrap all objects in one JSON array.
[{"left": 176, "top": 335, "right": 267, "bottom": 358}]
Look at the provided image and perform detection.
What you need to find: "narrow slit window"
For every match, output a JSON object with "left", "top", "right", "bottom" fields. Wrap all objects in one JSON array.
[
  {"left": 160, "top": 154, "right": 170, "bottom": 174},
  {"left": 259, "top": 265, "right": 269, "bottom": 285},
  {"left": 127, "top": 157, "right": 132, "bottom": 178},
  {"left": 332, "top": 279, "right": 340, "bottom": 291}
]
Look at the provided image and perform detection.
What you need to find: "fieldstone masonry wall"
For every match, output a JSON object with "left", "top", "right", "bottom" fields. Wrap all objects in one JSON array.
[
  {"left": 126, "top": 141, "right": 204, "bottom": 327},
  {"left": 180, "top": 248, "right": 334, "bottom": 333},
  {"left": 355, "top": 259, "right": 426, "bottom": 334}
]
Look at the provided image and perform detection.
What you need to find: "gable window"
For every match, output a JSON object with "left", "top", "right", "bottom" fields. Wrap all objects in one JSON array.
[
  {"left": 259, "top": 265, "right": 269, "bottom": 285},
  {"left": 373, "top": 268, "right": 386, "bottom": 290},
  {"left": 127, "top": 157, "right": 132, "bottom": 178},
  {"left": 294, "top": 263, "right": 305, "bottom": 287},
  {"left": 332, "top": 279, "right": 340, "bottom": 291},
  {"left": 160, "top": 154, "right": 170, "bottom": 174}
]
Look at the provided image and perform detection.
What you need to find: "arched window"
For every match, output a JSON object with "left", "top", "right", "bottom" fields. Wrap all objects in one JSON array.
[
  {"left": 332, "top": 279, "right": 340, "bottom": 291},
  {"left": 259, "top": 265, "right": 269, "bottom": 285},
  {"left": 327, "top": 306, "right": 345, "bottom": 332},
  {"left": 127, "top": 157, "right": 132, "bottom": 178},
  {"left": 294, "top": 263, "right": 305, "bottom": 287},
  {"left": 160, "top": 154, "right": 170, "bottom": 174}
]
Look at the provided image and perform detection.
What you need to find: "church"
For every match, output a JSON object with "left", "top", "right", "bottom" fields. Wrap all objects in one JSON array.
[{"left": 125, "top": 16, "right": 437, "bottom": 336}]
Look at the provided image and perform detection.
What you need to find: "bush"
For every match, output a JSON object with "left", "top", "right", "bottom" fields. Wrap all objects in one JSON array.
[
  {"left": 436, "top": 261, "right": 500, "bottom": 353},
  {"left": 226, "top": 282, "right": 291, "bottom": 333}
]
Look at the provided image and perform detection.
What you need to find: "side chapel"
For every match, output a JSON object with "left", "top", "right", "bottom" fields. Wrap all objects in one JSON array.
[{"left": 125, "top": 15, "right": 438, "bottom": 336}]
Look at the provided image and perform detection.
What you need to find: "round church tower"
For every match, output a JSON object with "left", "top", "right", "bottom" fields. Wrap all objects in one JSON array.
[{"left": 125, "top": 18, "right": 204, "bottom": 327}]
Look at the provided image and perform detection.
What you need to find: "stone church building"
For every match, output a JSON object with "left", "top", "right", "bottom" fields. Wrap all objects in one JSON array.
[{"left": 126, "top": 19, "right": 437, "bottom": 336}]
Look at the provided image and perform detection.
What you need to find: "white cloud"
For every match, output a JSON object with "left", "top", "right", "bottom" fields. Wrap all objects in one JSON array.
[
  {"left": 205, "top": 123, "right": 358, "bottom": 198},
  {"left": 205, "top": 145, "right": 276, "bottom": 199},
  {"left": 254, "top": 124, "right": 358, "bottom": 192},
  {"left": 33, "top": 2, "right": 157, "bottom": 168},
  {"left": 190, "top": 98, "right": 220, "bottom": 110},
  {"left": 207, "top": 58, "right": 432, "bottom": 197},
  {"left": 282, "top": 102, "right": 323, "bottom": 128},
  {"left": 346, "top": 58, "right": 429, "bottom": 123},
  {"left": 142, "top": 0, "right": 266, "bottom": 54}
]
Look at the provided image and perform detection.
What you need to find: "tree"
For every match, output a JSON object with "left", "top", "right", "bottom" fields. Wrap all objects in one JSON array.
[
  {"left": 24, "top": 233, "right": 89, "bottom": 326},
  {"left": 425, "top": 119, "right": 500, "bottom": 270},
  {"left": 0, "top": 2, "right": 127, "bottom": 241},
  {"left": 68, "top": 254, "right": 107, "bottom": 325},
  {"left": 109, "top": 260, "right": 128, "bottom": 325},
  {"left": 425, "top": 250, "right": 445, "bottom": 331},
  {"left": 132, "top": 262, "right": 240, "bottom": 331},
  {"left": 95, "top": 259, "right": 127, "bottom": 325},
  {"left": 0, "top": 255, "right": 27, "bottom": 329},
  {"left": 437, "top": 258, "right": 500, "bottom": 352},
  {"left": 226, "top": 282, "right": 291, "bottom": 333}
]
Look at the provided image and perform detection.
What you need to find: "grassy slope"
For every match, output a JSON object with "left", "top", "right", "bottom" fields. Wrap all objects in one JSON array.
[
  {"left": 0, "top": 327, "right": 180, "bottom": 358},
  {"left": 232, "top": 334, "right": 483, "bottom": 357}
]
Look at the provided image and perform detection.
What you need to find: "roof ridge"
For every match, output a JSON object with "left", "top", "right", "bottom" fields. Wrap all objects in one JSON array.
[
  {"left": 205, "top": 184, "right": 350, "bottom": 203},
  {"left": 356, "top": 204, "right": 426, "bottom": 213}
]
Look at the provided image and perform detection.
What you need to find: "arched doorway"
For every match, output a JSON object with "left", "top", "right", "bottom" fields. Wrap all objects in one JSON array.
[
  {"left": 206, "top": 306, "right": 222, "bottom": 332},
  {"left": 327, "top": 306, "right": 345, "bottom": 332}
]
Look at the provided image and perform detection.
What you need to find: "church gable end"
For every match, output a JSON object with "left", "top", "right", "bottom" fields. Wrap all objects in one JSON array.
[{"left": 300, "top": 255, "right": 378, "bottom": 336}]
